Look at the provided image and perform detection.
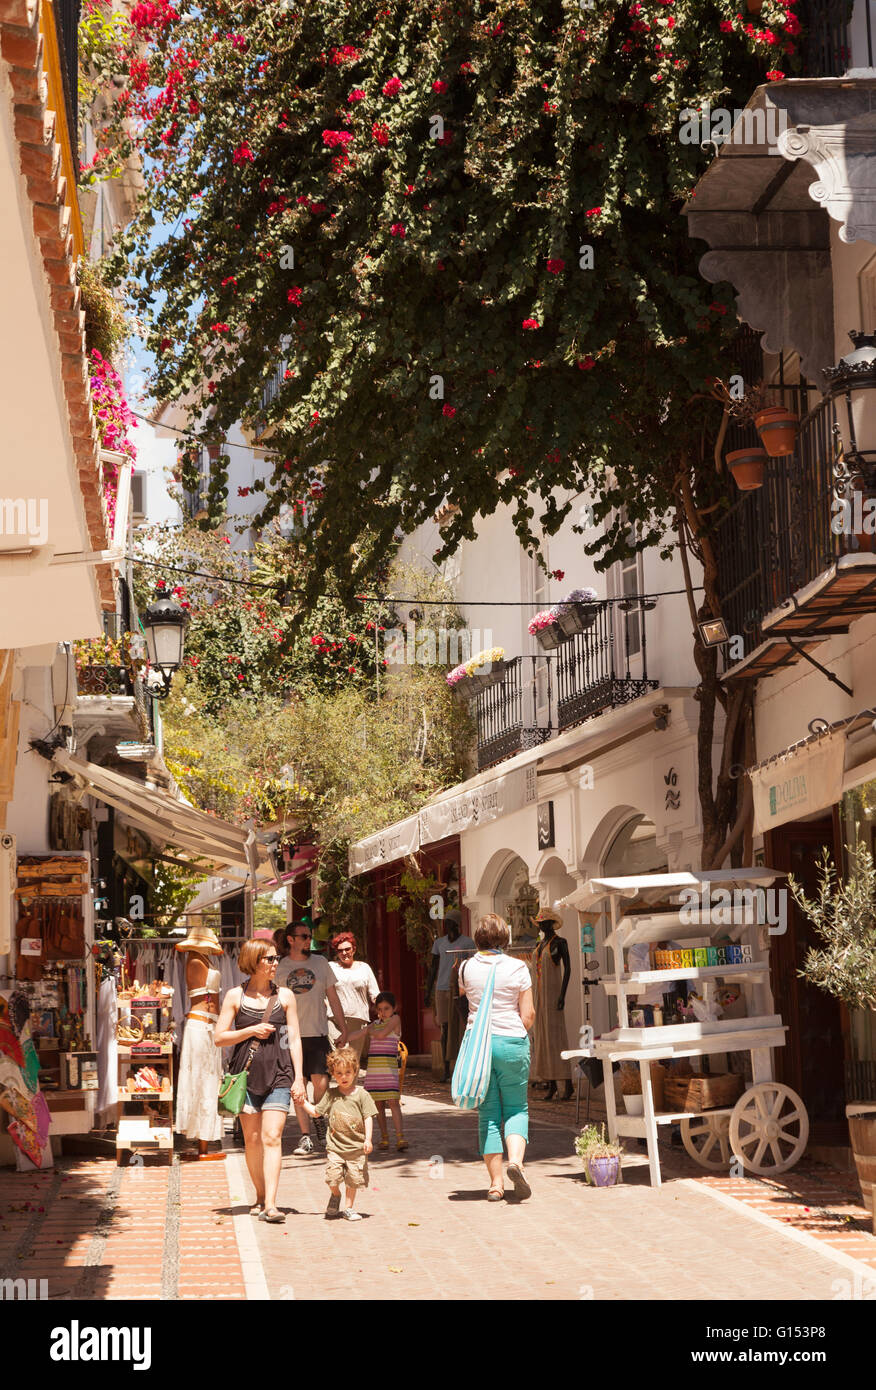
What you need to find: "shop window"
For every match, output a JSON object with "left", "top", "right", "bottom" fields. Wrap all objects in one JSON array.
[{"left": 494, "top": 855, "right": 539, "bottom": 944}]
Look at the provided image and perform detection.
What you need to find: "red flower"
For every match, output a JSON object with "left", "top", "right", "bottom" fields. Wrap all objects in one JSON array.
[
  {"left": 720, "top": 19, "right": 734, "bottom": 31},
  {"left": 209, "top": 323, "right": 229, "bottom": 333},
  {"left": 543, "top": 102, "right": 558, "bottom": 113},
  {"left": 382, "top": 77, "right": 402, "bottom": 96},
  {"left": 310, "top": 411, "right": 320, "bottom": 426},
  {"left": 330, "top": 45, "right": 361, "bottom": 65},
  {"left": 232, "top": 142, "right": 254, "bottom": 164},
  {"left": 284, "top": 369, "right": 295, "bottom": 380},
  {"left": 432, "top": 79, "right": 447, "bottom": 93},
  {"left": 322, "top": 129, "right": 353, "bottom": 148},
  {"left": 442, "top": 404, "right": 456, "bottom": 417},
  {"left": 372, "top": 121, "right": 390, "bottom": 145},
  {"left": 390, "top": 223, "right": 406, "bottom": 237},
  {"left": 159, "top": 337, "right": 172, "bottom": 350},
  {"left": 348, "top": 88, "right": 365, "bottom": 102},
  {"left": 586, "top": 207, "right": 602, "bottom": 218},
  {"left": 522, "top": 318, "right": 540, "bottom": 330},
  {"left": 348, "top": 665, "right": 357, "bottom": 674},
  {"left": 437, "top": 129, "right": 453, "bottom": 146},
  {"left": 348, "top": 634, "right": 357, "bottom": 642},
  {"left": 221, "top": 276, "right": 237, "bottom": 288},
  {"left": 577, "top": 357, "right": 595, "bottom": 370},
  {"left": 460, "top": 61, "right": 473, "bottom": 73},
  {"left": 287, "top": 286, "right": 303, "bottom": 305},
  {"left": 551, "top": 570, "right": 565, "bottom": 581},
  {"left": 237, "top": 486, "right": 250, "bottom": 497},
  {"left": 546, "top": 258, "right": 565, "bottom": 274},
  {"left": 765, "top": 70, "right": 785, "bottom": 80}
]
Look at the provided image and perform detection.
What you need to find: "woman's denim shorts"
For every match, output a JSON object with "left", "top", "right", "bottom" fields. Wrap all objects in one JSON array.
[{"left": 243, "top": 1085, "right": 290, "bottom": 1114}]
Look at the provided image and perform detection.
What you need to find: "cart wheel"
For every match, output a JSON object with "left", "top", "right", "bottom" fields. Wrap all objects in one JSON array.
[
  {"left": 729, "top": 1082, "right": 809, "bottom": 1175},
  {"left": 680, "top": 1113, "right": 733, "bottom": 1170}
]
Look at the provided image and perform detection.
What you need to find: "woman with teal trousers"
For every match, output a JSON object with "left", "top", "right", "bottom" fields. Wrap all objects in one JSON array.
[{"left": 458, "top": 913, "right": 535, "bottom": 1202}]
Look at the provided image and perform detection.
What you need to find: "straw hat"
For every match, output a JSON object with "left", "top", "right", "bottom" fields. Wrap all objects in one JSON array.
[
  {"left": 531, "top": 905, "right": 564, "bottom": 928},
  {"left": 175, "top": 924, "right": 223, "bottom": 955}
]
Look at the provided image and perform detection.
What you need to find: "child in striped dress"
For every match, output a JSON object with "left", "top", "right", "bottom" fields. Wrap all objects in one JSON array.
[{"left": 350, "top": 992, "right": 407, "bottom": 1152}]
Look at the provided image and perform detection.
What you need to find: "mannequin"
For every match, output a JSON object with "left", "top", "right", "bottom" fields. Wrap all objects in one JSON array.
[
  {"left": 425, "top": 911, "right": 475, "bottom": 1081},
  {"left": 531, "top": 907, "right": 574, "bottom": 1102},
  {"left": 174, "top": 925, "right": 225, "bottom": 1159}
]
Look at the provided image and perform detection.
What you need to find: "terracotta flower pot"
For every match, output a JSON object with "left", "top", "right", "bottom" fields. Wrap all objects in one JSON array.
[
  {"left": 756, "top": 407, "right": 797, "bottom": 458},
  {"left": 726, "top": 447, "right": 766, "bottom": 491}
]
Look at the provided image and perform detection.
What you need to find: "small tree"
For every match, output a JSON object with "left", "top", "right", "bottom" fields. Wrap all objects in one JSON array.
[{"left": 789, "top": 847, "right": 876, "bottom": 1012}]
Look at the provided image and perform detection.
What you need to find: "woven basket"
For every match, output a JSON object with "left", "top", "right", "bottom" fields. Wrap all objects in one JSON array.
[{"left": 663, "top": 1072, "right": 743, "bottom": 1113}]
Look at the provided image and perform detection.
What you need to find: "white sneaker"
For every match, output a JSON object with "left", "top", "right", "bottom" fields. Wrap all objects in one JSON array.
[
  {"left": 293, "top": 1135, "right": 314, "bottom": 1156},
  {"left": 342, "top": 1209, "right": 363, "bottom": 1221}
]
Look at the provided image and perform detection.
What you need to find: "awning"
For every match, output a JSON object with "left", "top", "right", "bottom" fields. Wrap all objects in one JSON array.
[
  {"left": 53, "top": 750, "right": 271, "bottom": 882},
  {"left": 348, "top": 814, "right": 420, "bottom": 876},
  {"left": 558, "top": 868, "right": 783, "bottom": 912},
  {"left": 750, "top": 730, "right": 845, "bottom": 836}
]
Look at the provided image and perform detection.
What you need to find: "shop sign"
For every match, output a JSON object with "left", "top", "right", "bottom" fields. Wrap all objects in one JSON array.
[
  {"left": 751, "top": 733, "right": 845, "bottom": 836},
  {"left": 419, "top": 767, "right": 533, "bottom": 845},
  {"left": 20, "top": 938, "right": 42, "bottom": 956},
  {"left": 348, "top": 814, "right": 420, "bottom": 875},
  {"left": 537, "top": 801, "right": 555, "bottom": 850}
]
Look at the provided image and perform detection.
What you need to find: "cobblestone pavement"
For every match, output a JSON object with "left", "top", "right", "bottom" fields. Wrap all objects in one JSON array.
[{"left": 1, "top": 1075, "right": 873, "bottom": 1301}]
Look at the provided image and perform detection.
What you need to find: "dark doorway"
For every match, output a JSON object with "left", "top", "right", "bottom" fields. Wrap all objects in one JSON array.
[{"left": 767, "top": 815, "right": 848, "bottom": 1147}]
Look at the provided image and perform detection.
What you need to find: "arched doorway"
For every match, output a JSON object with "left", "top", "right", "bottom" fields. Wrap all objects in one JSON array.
[
  {"left": 494, "top": 855, "right": 539, "bottom": 944},
  {"left": 603, "top": 812, "right": 667, "bottom": 877}
]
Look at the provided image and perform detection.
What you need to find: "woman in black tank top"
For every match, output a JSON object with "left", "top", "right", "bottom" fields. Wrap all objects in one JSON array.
[{"left": 214, "top": 940, "right": 305, "bottom": 1222}]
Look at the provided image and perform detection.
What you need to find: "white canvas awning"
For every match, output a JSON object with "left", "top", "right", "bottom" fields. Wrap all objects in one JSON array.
[
  {"left": 53, "top": 750, "right": 271, "bottom": 883},
  {"left": 558, "top": 868, "right": 784, "bottom": 912},
  {"left": 348, "top": 814, "right": 420, "bottom": 876}
]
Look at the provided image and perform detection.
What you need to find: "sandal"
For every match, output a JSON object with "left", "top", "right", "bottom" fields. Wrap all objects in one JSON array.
[
  {"left": 487, "top": 1187, "right": 505, "bottom": 1202},
  {"left": 250, "top": 1202, "right": 265, "bottom": 1217},
  {"left": 259, "top": 1207, "right": 285, "bottom": 1224},
  {"left": 396, "top": 1137, "right": 409, "bottom": 1151},
  {"left": 506, "top": 1163, "right": 532, "bottom": 1201},
  {"left": 378, "top": 1137, "right": 389, "bottom": 1150}
]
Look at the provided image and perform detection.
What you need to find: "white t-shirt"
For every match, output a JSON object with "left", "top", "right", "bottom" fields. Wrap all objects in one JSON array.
[
  {"left": 459, "top": 952, "right": 531, "bottom": 1037},
  {"left": 276, "top": 953, "right": 334, "bottom": 1036},
  {"left": 329, "top": 959, "right": 379, "bottom": 1020}
]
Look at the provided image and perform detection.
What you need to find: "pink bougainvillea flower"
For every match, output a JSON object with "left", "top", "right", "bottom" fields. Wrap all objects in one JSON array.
[
  {"left": 546, "top": 258, "right": 565, "bottom": 274},
  {"left": 348, "top": 87, "right": 365, "bottom": 102},
  {"left": 330, "top": 44, "right": 360, "bottom": 65},
  {"left": 522, "top": 318, "right": 540, "bottom": 330},
  {"left": 232, "top": 142, "right": 254, "bottom": 164},
  {"left": 390, "top": 222, "right": 406, "bottom": 237},
  {"left": 765, "top": 69, "right": 785, "bottom": 80},
  {"left": 442, "top": 404, "right": 456, "bottom": 417},
  {"left": 382, "top": 76, "right": 402, "bottom": 96},
  {"left": 372, "top": 120, "right": 390, "bottom": 145},
  {"left": 287, "top": 286, "right": 303, "bottom": 305},
  {"left": 432, "top": 78, "right": 447, "bottom": 93},
  {"left": 585, "top": 206, "right": 602, "bottom": 217},
  {"left": 322, "top": 129, "right": 353, "bottom": 148}
]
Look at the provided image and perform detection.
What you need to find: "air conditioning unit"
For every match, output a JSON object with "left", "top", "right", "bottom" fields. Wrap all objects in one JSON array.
[{"left": 0, "top": 832, "right": 15, "bottom": 956}]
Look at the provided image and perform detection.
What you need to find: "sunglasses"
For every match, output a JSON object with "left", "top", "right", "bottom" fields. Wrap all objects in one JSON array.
[
  {"left": 336, "top": 946, "right": 354, "bottom": 954},
  {"left": 263, "top": 954, "right": 279, "bottom": 963}
]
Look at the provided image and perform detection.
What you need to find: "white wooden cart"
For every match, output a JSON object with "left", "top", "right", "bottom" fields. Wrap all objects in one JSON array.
[{"left": 560, "top": 870, "right": 809, "bottom": 1188}]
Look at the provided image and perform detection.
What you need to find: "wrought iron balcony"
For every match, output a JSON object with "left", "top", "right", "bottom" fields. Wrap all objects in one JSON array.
[
  {"left": 472, "top": 602, "right": 659, "bottom": 771},
  {"left": 799, "top": 0, "right": 864, "bottom": 77},
  {"left": 714, "top": 392, "right": 876, "bottom": 680}
]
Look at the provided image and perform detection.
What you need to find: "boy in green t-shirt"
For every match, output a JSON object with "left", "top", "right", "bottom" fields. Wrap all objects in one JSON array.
[{"left": 303, "top": 1045, "right": 377, "bottom": 1221}]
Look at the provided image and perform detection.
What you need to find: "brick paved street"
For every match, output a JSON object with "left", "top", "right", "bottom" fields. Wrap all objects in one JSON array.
[{"left": 1, "top": 1078, "right": 873, "bottom": 1301}]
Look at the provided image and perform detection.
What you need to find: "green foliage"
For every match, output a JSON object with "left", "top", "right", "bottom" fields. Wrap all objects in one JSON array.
[
  {"left": 147, "top": 859, "right": 204, "bottom": 932},
  {"left": 789, "top": 846, "right": 876, "bottom": 1013},
  {"left": 78, "top": 257, "right": 129, "bottom": 363},
  {"left": 253, "top": 898, "right": 287, "bottom": 932},
  {"left": 105, "top": 0, "right": 795, "bottom": 602}
]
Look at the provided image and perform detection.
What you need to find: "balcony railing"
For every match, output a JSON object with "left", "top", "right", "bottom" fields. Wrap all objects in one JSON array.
[
  {"left": 713, "top": 393, "right": 860, "bottom": 663},
  {"left": 472, "top": 601, "right": 659, "bottom": 771},
  {"left": 55, "top": 0, "right": 80, "bottom": 156},
  {"left": 799, "top": 0, "right": 860, "bottom": 77}
]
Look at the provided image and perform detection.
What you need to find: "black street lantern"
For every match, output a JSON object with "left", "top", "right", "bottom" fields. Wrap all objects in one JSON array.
[
  {"left": 822, "top": 331, "right": 876, "bottom": 493},
  {"left": 142, "top": 592, "right": 189, "bottom": 698}
]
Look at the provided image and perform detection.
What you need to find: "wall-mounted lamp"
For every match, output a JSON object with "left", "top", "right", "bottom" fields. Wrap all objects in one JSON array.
[{"left": 697, "top": 616, "right": 730, "bottom": 648}]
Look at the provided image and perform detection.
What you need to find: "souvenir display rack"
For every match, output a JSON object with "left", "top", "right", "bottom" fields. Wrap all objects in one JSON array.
[
  {"left": 11, "top": 852, "right": 96, "bottom": 1138},
  {"left": 116, "top": 984, "right": 175, "bottom": 1164},
  {"left": 561, "top": 869, "right": 810, "bottom": 1189}
]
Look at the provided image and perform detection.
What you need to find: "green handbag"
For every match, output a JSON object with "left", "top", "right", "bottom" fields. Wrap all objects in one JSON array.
[{"left": 218, "top": 993, "right": 276, "bottom": 1116}]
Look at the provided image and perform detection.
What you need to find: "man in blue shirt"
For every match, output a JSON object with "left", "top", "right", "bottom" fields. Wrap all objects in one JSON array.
[{"left": 425, "top": 910, "right": 475, "bottom": 1081}]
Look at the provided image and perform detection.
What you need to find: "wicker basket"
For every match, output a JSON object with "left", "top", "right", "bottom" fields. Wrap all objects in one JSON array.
[{"left": 663, "top": 1072, "right": 743, "bottom": 1113}]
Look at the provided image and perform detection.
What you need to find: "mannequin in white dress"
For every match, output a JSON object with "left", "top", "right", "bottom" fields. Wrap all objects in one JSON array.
[{"left": 174, "top": 925, "right": 225, "bottom": 1159}]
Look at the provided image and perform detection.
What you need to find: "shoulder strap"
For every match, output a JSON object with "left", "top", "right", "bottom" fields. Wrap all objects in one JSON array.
[{"left": 242, "top": 988, "right": 281, "bottom": 1072}]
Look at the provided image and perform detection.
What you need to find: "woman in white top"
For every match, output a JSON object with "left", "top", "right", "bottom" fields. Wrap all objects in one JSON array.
[
  {"left": 459, "top": 913, "right": 535, "bottom": 1202},
  {"left": 328, "top": 932, "right": 379, "bottom": 1063},
  {"left": 174, "top": 925, "right": 226, "bottom": 1158}
]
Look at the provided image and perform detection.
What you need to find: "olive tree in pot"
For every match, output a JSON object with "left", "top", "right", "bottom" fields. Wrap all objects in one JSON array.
[{"left": 789, "top": 845, "right": 876, "bottom": 1232}]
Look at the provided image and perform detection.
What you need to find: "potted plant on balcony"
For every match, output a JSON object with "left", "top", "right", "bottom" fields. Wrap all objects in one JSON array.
[
  {"left": 446, "top": 647, "right": 506, "bottom": 698},
  {"left": 529, "top": 608, "right": 564, "bottom": 650},
  {"left": 789, "top": 844, "right": 876, "bottom": 1232},
  {"left": 552, "top": 587, "right": 600, "bottom": 637},
  {"left": 754, "top": 405, "right": 798, "bottom": 458}
]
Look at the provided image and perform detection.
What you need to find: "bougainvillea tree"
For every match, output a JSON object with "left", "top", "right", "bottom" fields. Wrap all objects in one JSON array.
[{"left": 105, "top": 0, "right": 804, "bottom": 864}]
